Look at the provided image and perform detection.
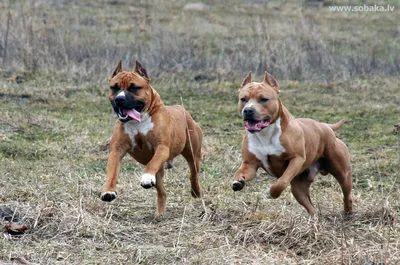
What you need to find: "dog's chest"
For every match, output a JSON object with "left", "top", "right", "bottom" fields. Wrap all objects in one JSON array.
[
  {"left": 123, "top": 112, "right": 154, "bottom": 150},
  {"left": 247, "top": 118, "right": 285, "bottom": 176}
]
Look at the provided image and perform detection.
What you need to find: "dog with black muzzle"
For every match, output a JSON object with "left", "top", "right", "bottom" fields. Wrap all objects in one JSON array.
[
  {"left": 232, "top": 71, "right": 353, "bottom": 216},
  {"left": 101, "top": 60, "right": 203, "bottom": 215}
]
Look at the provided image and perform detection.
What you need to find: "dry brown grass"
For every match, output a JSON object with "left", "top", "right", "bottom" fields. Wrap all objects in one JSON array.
[
  {"left": 0, "top": 76, "right": 399, "bottom": 264},
  {"left": 1, "top": 0, "right": 400, "bottom": 264}
]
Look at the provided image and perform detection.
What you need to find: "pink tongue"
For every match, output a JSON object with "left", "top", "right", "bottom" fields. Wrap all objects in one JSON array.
[
  {"left": 124, "top": 109, "right": 141, "bottom": 122},
  {"left": 245, "top": 120, "right": 270, "bottom": 131}
]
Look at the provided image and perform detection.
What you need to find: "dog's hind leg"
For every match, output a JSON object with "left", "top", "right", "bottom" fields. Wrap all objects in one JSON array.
[
  {"left": 185, "top": 151, "right": 202, "bottom": 198},
  {"left": 290, "top": 159, "right": 323, "bottom": 215},
  {"left": 155, "top": 167, "right": 167, "bottom": 215},
  {"left": 324, "top": 139, "right": 353, "bottom": 214},
  {"left": 290, "top": 171, "right": 315, "bottom": 216},
  {"left": 182, "top": 124, "right": 202, "bottom": 198}
]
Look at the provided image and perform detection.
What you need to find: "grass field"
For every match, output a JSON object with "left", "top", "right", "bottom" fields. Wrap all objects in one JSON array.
[{"left": 1, "top": 0, "right": 400, "bottom": 264}]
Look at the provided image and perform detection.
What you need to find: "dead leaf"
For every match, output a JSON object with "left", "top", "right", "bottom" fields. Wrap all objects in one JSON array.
[{"left": 4, "top": 222, "right": 29, "bottom": 235}]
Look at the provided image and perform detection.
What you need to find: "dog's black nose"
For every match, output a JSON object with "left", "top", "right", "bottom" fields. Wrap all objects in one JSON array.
[
  {"left": 243, "top": 107, "right": 254, "bottom": 116},
  {"left": 114, "top": 96, "right": 126, "bottom": 106}
]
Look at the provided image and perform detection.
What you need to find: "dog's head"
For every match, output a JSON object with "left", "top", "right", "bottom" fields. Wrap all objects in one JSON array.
[
  {"left": 108, "top": 60, "right": 152, "bottom": 123},
  {"left": 238, "top": 71, "right": 281, "bottom": 133}
]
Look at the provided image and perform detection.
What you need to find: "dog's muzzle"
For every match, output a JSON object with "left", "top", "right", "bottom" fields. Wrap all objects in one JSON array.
[
  {"left": 242, "top": 107, "right": 271, "bottom": 133},
  {"left": 113, "top": 94, "right": 145, "bottom": 123}
]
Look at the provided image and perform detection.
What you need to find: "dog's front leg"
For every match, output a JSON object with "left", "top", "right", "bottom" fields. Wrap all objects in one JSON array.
[
  {"left": 101, "top": 144, "right": 130, "bottom": 202},
  {"left": 232, "top": 161, "right": 259, "bottom": 191},
  {"left": 266, "top": 156, "right": 305, "bottom": 198},
  {"left": 140, "top": 145, "right": 169, "bottom": 188}
]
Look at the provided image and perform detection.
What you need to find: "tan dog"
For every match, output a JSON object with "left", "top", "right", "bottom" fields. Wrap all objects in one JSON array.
[
  {"left": 232, "top": 72, "right": 353, "bottom": 216},
  {"left": 101, "top": 60, "right": 202, "bottom": 215}
]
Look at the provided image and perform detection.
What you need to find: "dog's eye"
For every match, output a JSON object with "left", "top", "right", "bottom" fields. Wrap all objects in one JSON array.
[
  {"left": 128, "top": 84, "right": 142, "bottom": 93},
  {"left": 260, "top": 97, "right": 269, "bottom": 103},
  {"left": 110, "top": 84, "right": 119, "bottom": 93},
  {"left": 240, "top": 97, "right": 247, "bottom": 103}
]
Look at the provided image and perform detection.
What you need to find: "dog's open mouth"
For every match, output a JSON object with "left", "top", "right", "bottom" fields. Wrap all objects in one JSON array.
[
  {"left": 117, "top": 108, "right": 141, "bottom": 123},
  {"left": 244, "top": 118, "right": 270, "bottom": 133}
]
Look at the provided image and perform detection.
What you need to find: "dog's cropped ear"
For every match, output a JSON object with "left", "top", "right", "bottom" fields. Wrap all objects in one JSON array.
[
  {"left": 111, "top": 60, "right": 122, "bottom": 78},
  {"left": 133, "top": 60, "right": 149, "bottom": 80},
  {"left": 263, "top": 71, "right": 280, "bottom": 93},
  {"left": 241, "top": 72, "right": 252, "bottom": 89}
]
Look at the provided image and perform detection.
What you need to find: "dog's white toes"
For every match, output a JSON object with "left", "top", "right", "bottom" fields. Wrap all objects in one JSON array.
[
  {"left": 140, "top": 173, "right": 156, "bottom": 189},
  {"left": 265, "top": 184, "right": 274, "bottom": 199}
]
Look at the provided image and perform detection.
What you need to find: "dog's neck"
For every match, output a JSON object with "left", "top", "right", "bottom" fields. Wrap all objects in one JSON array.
[
  {"left": 275, "top": 98, "right": 293, "bottom": 132},
  {"left": 146, "top": 85, "right": 165, "bottom": 116}
]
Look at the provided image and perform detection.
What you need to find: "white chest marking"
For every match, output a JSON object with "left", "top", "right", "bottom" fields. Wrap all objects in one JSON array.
[
  {"left": 123, "top": 112, "right": 154, "bottom": 150},
  {"left": 247, "top": 118, "right": 285, "bottom": 177}
]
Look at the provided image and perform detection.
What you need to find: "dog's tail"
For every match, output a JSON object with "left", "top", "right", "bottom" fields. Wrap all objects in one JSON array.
[{"left": 329, "top": 120, "right": 345, "bottom": 131}]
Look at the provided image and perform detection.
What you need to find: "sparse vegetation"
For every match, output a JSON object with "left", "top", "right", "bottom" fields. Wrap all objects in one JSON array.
[{"left": 1, "top": 0, "right": 399, "bottom": 264}]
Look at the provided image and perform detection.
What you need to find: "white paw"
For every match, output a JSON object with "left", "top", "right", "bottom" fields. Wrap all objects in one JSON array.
[
  {"left": 140, "top": 173, "right": 156, "bottom": 189},
  {"left": 265, "top": 184, "right": 274, "bottom": 199}
]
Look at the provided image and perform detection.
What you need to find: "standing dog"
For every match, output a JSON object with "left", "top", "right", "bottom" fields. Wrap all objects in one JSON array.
[
  {"left": 101, "top": 60, "right": 202, "bottom": 215},
  {"left": 232, "top": 72, "right": 353, "bottom": 216}
]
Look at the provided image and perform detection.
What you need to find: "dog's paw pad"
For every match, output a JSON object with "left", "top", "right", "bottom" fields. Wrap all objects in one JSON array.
[
  {"left": 140, "top": 173, "right": 156, "bottom": 189},
  {"left": 101, "top": 191, "right": 117, "bottom": 202},
  {"left": 232, "top": 180, "right": 245, "bottom": 191}
]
